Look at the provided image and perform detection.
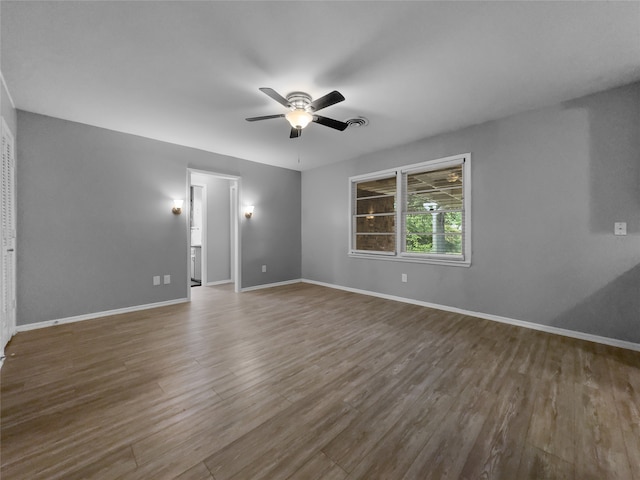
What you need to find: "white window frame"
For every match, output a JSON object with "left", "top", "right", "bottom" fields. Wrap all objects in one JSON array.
[
  {"left": 349, "top": 153, "right": 471, "bottom": 267},
  {"left": 349, "top": 167, "right": 398, "bottom": 257}
]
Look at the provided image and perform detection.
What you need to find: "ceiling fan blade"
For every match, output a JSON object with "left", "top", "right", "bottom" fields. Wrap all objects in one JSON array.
[
  {"left": 290, "top": 127, "right": 302, "bottom": 139},
  {"left": 313, "top": 115, "right": 349, "bottom": 131},
  {"left": 245, "top": 114, "right": 285, "bottom": 122},
  {"left": 259, "top": 87, "right": 291, "bottom": 108},
  {"left": 308, "top": 90, "right": 345, "bottom": 112}
]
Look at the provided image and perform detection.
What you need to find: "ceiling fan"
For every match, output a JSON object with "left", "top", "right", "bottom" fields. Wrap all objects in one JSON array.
[{"left": 246, "top": 88, "right": 349, "bottom": 138}]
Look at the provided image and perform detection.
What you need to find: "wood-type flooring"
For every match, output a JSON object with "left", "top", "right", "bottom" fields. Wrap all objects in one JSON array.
[{"left": 1, "top": 283, "right": 639, "bottom": 479}]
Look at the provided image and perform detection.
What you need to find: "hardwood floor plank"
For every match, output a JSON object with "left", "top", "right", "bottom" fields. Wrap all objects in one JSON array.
[
  {"left": 1, "top": 379, "right": 169, "bottom": 475},
  {"left": 517, "top": 444, "right": 575, "bottom": 480},
  {"left": 607, "top": 348, "right": 640, "bottom": 480},
  {"left": 131, "top": 383, "right": 291, "bottom": 467},
  {"left": 512, "top": 329, "right": 550, "bottom": 376},
  {"left": 2, "top": 283, "right": 638, "bottom": 480},
  {"left": 52, "top": 446, "right": 139, "bottom": 480},
  {"left": 525, "top": 336, "right": 577, "bottom": 464},
  {"left": 286, "top": 451, "right": 347, "bottom": 480},
  {"left": 400, "top": 384, "right": 495, "bottom": 479},
  {"left": 203, "top": 370, "right": 365, "bottom": 479},
  {"left": 322, "top": 360, "right": 444, "bottom": 472},
  {"left": 227, "top": 401, "right": 357, "bottom": 480},
  {"left": 343, "top": 389, "right": 455, "bottom": 478},
  {"left": 173, "top": 462, "right": 214, "bottom": 480},
  {"left": 458, "top": 372, "right": 535, "bottom": 479},
  {"left": 574, "top": 343, "right": 633, "bottom": 479}
]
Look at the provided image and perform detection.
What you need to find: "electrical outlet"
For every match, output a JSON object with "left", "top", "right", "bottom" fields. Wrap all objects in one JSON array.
[
  {"left": 153, "top": 276, "right": 161, "bottom": 286},
  {"left": 164, "top": 274, "right": 171, "bottom": 285},
  {"left": 401, "top": 273, "right": 408, "bottom": 283},
  {"left": 614, "top": 222, "right": 627, "bottom": 236},
  {"left": 262, "top": 265, "right": 267, "bottom": 273}
]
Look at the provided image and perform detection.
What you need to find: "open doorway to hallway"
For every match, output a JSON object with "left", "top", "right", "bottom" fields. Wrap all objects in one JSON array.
[
  {"left": 190, "top": 184, "right": 204, "bottom": 287},
  {"left": 188, "top": 169, "right": 240, "bottom": 298}
]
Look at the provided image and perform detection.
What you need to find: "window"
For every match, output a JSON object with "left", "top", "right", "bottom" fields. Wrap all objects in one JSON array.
[
  {"left": 352, "top": 173, "right": 397, "bottom": 255},
  {"left": 349, "top": 153, "right": 470, "bottom": 266},
  {"left": 402, "top": 163, "right": 464, "bottom": 257}
]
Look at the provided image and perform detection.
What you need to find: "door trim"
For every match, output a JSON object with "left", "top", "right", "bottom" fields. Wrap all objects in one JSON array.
[
  {"left": 187, "top": 168, "right": 241, "bottom": 299},
  {"left": 1, "top": 116, "right": 17, "bottom": 357}
]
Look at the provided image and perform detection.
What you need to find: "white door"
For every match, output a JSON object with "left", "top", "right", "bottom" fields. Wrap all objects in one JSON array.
[{"left": 1, "top": 118, "right": 17, "bottom": 356}]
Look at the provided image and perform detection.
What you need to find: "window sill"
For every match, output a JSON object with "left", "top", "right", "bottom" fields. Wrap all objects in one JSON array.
[{"left": 348, "top": 252, "right": 471, "bottom": 267}]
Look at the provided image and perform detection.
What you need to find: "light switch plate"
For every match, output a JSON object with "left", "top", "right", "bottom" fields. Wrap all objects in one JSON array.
[
  {"left": 164, "top": 274, "right": 171, "bottom": 284},
  {"left": 153, "top": 276, "right": 160, "bottom": 286},
  {"left": 614, "top": 222, "right": 627, "bottom": 236}
]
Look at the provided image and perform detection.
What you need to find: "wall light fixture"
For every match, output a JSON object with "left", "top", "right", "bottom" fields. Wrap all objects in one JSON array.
[
  {"left": 245, "top": 205, "right": 255, "bottom": 219},
  {"left": 172, "top": 199, "right": 184, "bottom": 215}
]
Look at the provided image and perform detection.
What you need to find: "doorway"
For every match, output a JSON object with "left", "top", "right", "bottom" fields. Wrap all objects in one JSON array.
[
  {"left": 187, "top": 169, "right": 240, "bottom": 298},
  {"left": 190, "top": 184, "right": 204, "bottom": 287}
]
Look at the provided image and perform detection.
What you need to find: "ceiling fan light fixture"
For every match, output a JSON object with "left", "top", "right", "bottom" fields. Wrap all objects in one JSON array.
[
  {"left": 285, "top": 109, "right": 313, "bottom": 129},
  {"left": 247, "top": 88, "right": 347, "bottom": 137}
]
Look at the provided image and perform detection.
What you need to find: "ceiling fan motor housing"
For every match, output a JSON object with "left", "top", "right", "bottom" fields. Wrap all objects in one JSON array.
[{"left": 286, "top": 92, "right": 313, "bottom": 110}]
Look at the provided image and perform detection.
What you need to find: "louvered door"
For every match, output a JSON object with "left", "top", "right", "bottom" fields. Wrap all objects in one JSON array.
[{"left": 1, "top": 118, "right": 16, "bottom": 356}]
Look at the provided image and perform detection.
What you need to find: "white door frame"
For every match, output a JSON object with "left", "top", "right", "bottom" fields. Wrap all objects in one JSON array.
[
  {"left": 186, "top": 168, "right": 241, "bottom": 299},
  {"left": 189, "top": 183, "right": 207, "bottom": 285},
  {"left": 1, "top": 117, "right": 17, "bottom": 358}
]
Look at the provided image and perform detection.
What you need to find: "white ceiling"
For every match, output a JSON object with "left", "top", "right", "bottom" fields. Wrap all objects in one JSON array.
[{"left": 2, "top": 1, "right": 640, "bottom": 171}]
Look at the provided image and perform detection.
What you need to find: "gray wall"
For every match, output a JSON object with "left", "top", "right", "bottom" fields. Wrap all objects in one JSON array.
[
  {"left": 16, "top": 111, "right": 301, "bottom": 325},
  {"left": 206, "top": 177, "right": 231, "bottom": 283},
  {"left": 241, "top": 161, "right": 301, "bottom": 287},
  {"left": 302, "top": 82, "right": 640, "bottom": 343}
]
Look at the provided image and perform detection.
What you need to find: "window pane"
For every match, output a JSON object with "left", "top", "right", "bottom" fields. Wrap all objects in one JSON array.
[
  {"left": 356, "top": 177, "right": 396, "bottom": 198},
  {"left": 355, "top": 234, "right": 396, "bottom": 252},
  {"left": 356, "top": 215, "right": 395, "bottom": 233},
  {"left": 405, "top": 234, "right": 433, "bottom": 253},
  {"left": 406, "top": 165, "right": 463, "bottom": 193},
  {"left": 353, "top": 175, "right": 397, "bottom": 253},
  {"left": 405, "top": 233, "right": 462, "bottom": 254},
  {"left": 440, "top": 234, "right": 463, "bottom": 255},
  {"left": 357, "top": 196, "right": 395, "bottom": 215},
  {"left": 405, "top": 212, "right": 462, "bottom": 234},
  {"left": 443, "top": 212, "right": 462, "bottom": 234},
  {"left": 407, "top": 187, "right": 463, "bottom": 212},
  {"left": 403, "top": 162, "right": 465, "bottom": 258},
  {"left": 404, "top": 214, "right": 434, "bottom": 234}
]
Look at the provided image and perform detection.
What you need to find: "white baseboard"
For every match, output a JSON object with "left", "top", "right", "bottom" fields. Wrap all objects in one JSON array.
[
  {"left": 301, "top": 279, "right": 640, "bottom": 353},
  {"left": 15, "top": 298, "right": 189, "bottom": 333},
  {"left": 241, "top": 279, "right": 302, "bottom": 292},
  {"left": 206, "top": 279, "right": 233, "bottom": 286}
]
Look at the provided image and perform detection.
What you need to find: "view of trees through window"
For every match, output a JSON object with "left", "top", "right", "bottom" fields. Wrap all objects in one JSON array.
[{"left": 404, "top": 165, "right": 463, "bottom": 255}]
